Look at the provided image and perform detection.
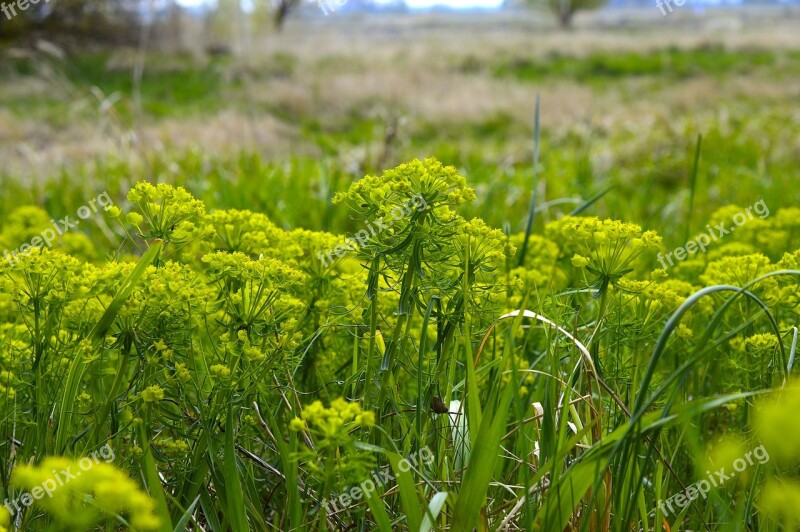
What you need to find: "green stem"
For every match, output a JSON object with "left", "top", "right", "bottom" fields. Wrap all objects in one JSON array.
[
  {"left": 86, "top": 336, "right": 133, "bottom": 449},
  {"left": 589, "top": 286, "right": 610, "bottom": 376},
  {"left": 365, "top": 257, "right": 380, "bottom": 406}
]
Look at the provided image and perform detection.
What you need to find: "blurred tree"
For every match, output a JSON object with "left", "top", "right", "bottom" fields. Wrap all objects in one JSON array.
[
  {"left": 0, "top": 0, "right": 144, "bottom": 43},
  {"left": 530, "top": 0, "right": 606, "bottom": 28},
  {"left": 204, "top": 0, "right": 300, "bottom": 51},
  {"left": 241, "top": 0, "right": 301, "bottom": 32},
  {"left": 273, "top": 0, "right": 301, "bottom": 31},
  {"left": 205, "top": 0, "right": 239, "bottom": 43}
]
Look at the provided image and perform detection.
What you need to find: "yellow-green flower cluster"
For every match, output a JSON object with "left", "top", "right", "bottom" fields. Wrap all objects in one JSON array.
[
  {"left": 202, "top": 251, "right": 305, "bottom": 288},
  {"left": 289, "top": 399, "right": 377, "bottom": 487},
  {"left": 706, "top": 242, "right": 760, "bottom": 262},
  {"left": 552, "top": 216, "right": 662, "bottom": 286},
  {"left": 140, "top": 385, "right": 164, "bottom": 403},
  {"left": 11, "top": 457, "right": 160, "bottom": 531},
  {"left": 615, "top": 277, "right": 701, "bottom": 325},
  {"left": 0, "top": 505, "right": 8, "bottom": 532},
  {"left": 204, "top": 209, "right": 305, "bottom": 264},
  {"left": 700, "top": 253, "right": 773, "bottom": 287},
  {"left": 753, "top": 381, "right": 800, "bottom": 466},
  {"left": 290, "top": 398, "right": 375, "bottom": 438},
  {"left": 0, "top": 207, "right": 98, "bottom": 263},
  {"left": 507, "top": 234, "right": 567, "bottom": 302},
  {"left": 459, "top": 218, "right": 515, "bottom": 273},
  {"left": 334, "top": 158, "right": 475, "bottom": 215},
  {"left": 118, "top": 182, "right": 212, "bottom": 245},
  {"left": 210, "top": 363, "right": 231, "bottom": 378},
  {"left": 202, "top": 251, "right": 305, "bottom": 342},
  {"left": 760, "top": 479, "right": 800, "bottom": 527},
  {"left": 743, "top": 333, "right": 779, "bottom": 353},
  {"left": 155, "top": 438, "right": 191, "bottom": 457}
]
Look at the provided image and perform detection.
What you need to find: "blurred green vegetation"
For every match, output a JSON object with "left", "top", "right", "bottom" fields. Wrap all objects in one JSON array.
[
  {"left": 0, "top": 44, "right": 798, "bottom": 254},
  {"left": 491, "top": 45, "right": 800, "bottom": 81}
]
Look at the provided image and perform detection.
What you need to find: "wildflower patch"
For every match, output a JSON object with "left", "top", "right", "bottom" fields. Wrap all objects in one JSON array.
[
  {"left": 4, "top": 444, "right": 114, "bottom": 513},
  {"left": 2, "top": 191, "right": 114, "bottom": 266},
  {"left": 317, "top": 193, "right": 428, "bottom": 268},
  {"left": 654, "top": 444, "right": 770, "bottom": 517},
  {"left": 656, "top": 199, "right": 769, "bottom": 270},
  {"left": 320, "top": 446, "right": 435, "bottom": 515}
]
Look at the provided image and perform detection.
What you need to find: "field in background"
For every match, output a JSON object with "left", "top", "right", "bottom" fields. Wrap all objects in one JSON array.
[{"left": 1, "top": 8, "right": 799, "bottom": 245}]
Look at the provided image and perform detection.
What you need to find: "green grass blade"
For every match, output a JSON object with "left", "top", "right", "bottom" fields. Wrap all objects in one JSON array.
[
  {"left": 172, "top": 495, "right": 200, "bottom": 532},
  {"left": 420, "top": 491, "right": 448, "bottom": 532},
  {"left": 462, "top": 237, "right": 482, "bottom": 449},
  {"left": 138, "top": 416, "right": 173, "bottom": 532},
  {"left": 387, "top": 451, "right": 423, "bottom": 531},
  {"left": 364, "top": 486, "right": 393, "bottom": 532},
  {"left": 89, "top": 240, "right": 163, "bottom": 342},
  {"left": 569, "top": 184, "right": 616, "bottom": 216},
  {"left": 55, "top": 241, "right": 162, "bottom": 453},
  {"left": 684, "top": 134, "right": 703, "bottom": 243},
  {"left": 451, "top": 360, "right": 516, "bottom": 530},
  {"left": 517, "top": 92, "right": 540, "bottom": 267},
  {"left": 224, "top": 406, "right": 249, "bottom": 531}
]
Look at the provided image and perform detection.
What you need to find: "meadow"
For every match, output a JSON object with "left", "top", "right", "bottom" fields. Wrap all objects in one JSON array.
[{"left": 1, "top": 9, "right": 800, "bottom": 531}]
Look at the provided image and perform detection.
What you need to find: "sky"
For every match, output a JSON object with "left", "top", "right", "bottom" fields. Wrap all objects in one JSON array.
[
  {"left": 175, "top": 0, "right": 507, "bottom": 10},
  {"left": 402, "top": 0, "right": 504, "bottom": 8}
]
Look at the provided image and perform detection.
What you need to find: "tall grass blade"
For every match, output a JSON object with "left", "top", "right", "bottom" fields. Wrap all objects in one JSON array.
[
  {"left": 684, "top": 134, "right": 702, "bottom": 243},
  {"left": 518, "top": 93, "right": 540, "bottom": 267},
  {"left": 224, "top": 407, "right": 249, "bottom": 531},
  {"left": 569, "top": 184, "right": 615, "bottom": 216},
  {"left": 387, "top": 451, "right": 423, "bottom": 531},
  {"left": 420, "top": 492, "right": 449, "bottom": 532},
  {"left": 55, "top": 241, "right": 163, "bottom": 453}
]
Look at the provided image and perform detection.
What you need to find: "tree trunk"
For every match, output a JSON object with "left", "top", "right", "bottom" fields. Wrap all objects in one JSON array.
[
  {"left": 558, "top": 10, "right": 574, "bottom": 29},
  {"left": 274, "top": 0, "right": 293, "bottom": 31}
]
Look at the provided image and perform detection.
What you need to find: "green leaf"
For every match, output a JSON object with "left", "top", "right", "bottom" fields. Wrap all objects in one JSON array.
[
  {"left": 451, "top": 359, "right": 516, "bottom": 531},
  {"left": 364, "top": 486, "right": 393, "bottom": 532},
  {"left": 55, "top": 241, "right": 163, "bottom": 453},
  {"left": 138, "top": 415, "right": 173, "bottom": 532},
  {"left": 462, "top": 238, "right": 482, "bottom": 450},
  {"left": 89, "top": 240, "right": 163, "bottom": 342},
  {"left": 420, "top": 492, "right": 449, "bottom": 532},
  {"left": 518, "top": 92, "right": 541, "bottom": 268},
  {"left": 172, "top": 495, "right": 200, "bottom": 532},
  {"left": 387, "top": 451, "right": 423, "bottom": 531},
  {"left": 223, "top": 406, "right": 248, "bottom": 531}
]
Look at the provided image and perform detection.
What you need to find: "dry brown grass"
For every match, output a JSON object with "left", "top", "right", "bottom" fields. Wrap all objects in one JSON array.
[{"left": 1, "top": 8, "right": 800, "bottom": 175}]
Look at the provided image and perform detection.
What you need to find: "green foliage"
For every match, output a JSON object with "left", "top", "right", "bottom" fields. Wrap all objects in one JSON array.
[
  {"left": 493, "top": 45, "right": 786, "bottom": 81},
  {"left": 0, "top": 161, "right": 797, "bottom": 529},
  {"left": 526, "top": 0, "right": 607, "bottom": 28},
  {"left": 0, "top": 0, "right": 142, "bottom": 43}
]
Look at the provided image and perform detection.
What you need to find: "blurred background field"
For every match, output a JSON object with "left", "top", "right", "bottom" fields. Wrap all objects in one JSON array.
[{"left": 1, "top": 6, "right": 799, "bottom": 254}]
